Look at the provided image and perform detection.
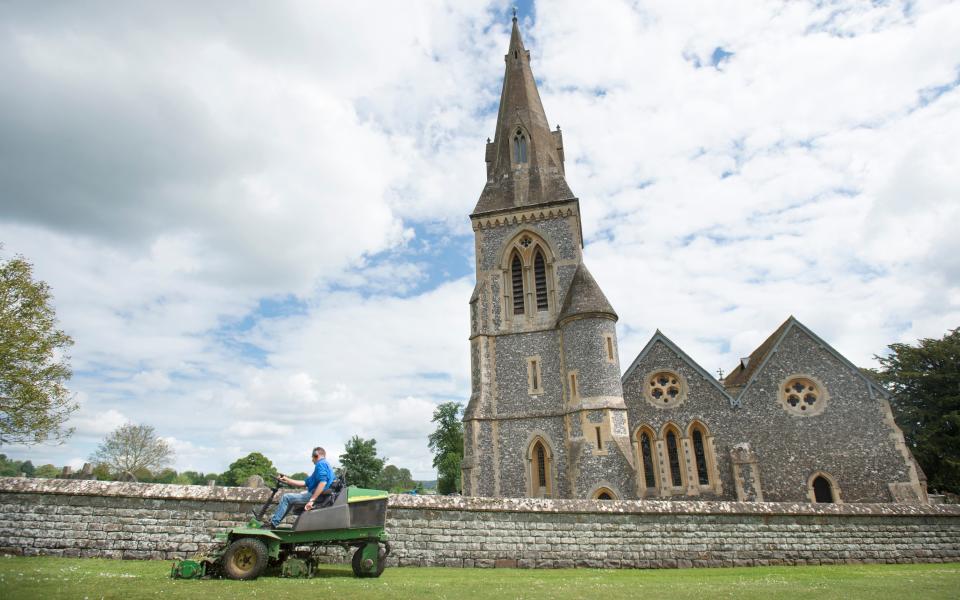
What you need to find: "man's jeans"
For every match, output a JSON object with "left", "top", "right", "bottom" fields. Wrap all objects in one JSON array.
[{"left": 271, "top": 491, "right": 311, "bottom": 526}]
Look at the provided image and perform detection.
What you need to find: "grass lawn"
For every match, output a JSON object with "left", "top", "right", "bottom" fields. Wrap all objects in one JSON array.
[{"left": 0, "top": 557, "right": 958, "bottom": 599}]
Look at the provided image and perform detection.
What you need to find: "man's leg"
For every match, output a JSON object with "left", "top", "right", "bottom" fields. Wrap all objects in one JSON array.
[{"left": 270, "top": 491, "right": 311, "bottom": 527}]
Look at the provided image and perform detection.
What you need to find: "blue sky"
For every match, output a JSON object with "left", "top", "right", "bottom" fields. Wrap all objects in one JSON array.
[{"left": 1, "top": 0, "right": 958, "bottom": 478}]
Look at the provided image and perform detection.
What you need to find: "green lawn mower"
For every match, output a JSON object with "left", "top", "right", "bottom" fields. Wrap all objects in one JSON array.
[{"left": 171, "top": 474, "right": 390, "bottom": 580}]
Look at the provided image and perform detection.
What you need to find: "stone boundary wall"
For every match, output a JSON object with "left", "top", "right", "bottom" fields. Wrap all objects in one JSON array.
[{"left": 1, "top": 478, "right": 959, "bottom": 568}]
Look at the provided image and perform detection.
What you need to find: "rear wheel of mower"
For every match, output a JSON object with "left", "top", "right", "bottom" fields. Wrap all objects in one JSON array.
[
  {"left": 222, "top": 537, "right": 268, "bottom": 580},
  {"left": 351, "top": 543, "right": 386, "bottom": 578}
]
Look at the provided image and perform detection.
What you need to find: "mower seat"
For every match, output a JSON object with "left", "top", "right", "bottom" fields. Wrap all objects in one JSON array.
[{"left": 288, "top": 481, "right": 342, "bottom": 515}]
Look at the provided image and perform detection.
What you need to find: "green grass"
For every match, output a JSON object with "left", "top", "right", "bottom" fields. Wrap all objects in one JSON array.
[{"left": 0, "top": 557, "right": 958, "bottom": 599}]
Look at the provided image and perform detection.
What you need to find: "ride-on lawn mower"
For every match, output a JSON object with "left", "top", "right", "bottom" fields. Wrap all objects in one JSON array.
[{"left": 171, "top": 474, "right": 390, "bottom": 580}]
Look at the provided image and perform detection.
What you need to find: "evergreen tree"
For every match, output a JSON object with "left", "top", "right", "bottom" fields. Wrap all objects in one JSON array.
[
  {"left": 338, "top": 436, "right": 384, "bottom": 488},
  {"left": 876, "top": 327, "right": 960, "bottom": 494},
  {"left": 428, "top": 402, "right": 463, "bottom": 494}
]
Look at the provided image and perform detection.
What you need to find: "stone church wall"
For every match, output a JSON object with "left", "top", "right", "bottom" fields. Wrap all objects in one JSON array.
[
  {"left": 2, "top": 479, "right": 958, "bottom": 568},
  {"left": 735, "top": 327, "right": 917, "bottom": 503}
]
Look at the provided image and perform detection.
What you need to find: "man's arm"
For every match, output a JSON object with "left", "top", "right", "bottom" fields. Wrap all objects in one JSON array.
[
  {"left": 304, "top": 482, "right": 326, "bottom": 511},
  {"left": 279, "top": 475, "right": 305, "bottom": 488}
]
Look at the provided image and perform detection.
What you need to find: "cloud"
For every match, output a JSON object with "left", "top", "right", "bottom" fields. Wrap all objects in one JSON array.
[{"left": 1, "top": 1, "right": 958, "bottom": 479}]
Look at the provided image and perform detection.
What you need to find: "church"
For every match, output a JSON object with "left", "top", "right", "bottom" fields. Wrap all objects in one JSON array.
[{"left": 461, "top": 17, "right": 927, "bottom": 505}]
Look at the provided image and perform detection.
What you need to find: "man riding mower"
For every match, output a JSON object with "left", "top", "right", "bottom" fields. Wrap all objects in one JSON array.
[{"left": 171, "top": 472, "right": 391, "bottom": 580}]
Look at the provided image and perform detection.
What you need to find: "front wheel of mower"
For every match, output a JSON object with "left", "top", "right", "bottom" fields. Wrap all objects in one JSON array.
[
  {"left": 351, "top": 543, "right": 386, "bottom": 578},
  {"left": 222, "top": 537, "right": 268, "bottom": 580}
]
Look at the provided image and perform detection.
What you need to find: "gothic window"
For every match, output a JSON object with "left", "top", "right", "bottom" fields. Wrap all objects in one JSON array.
[
  {"left": 666, "top": 429, "right": 683, "bottom": 488},
  {"left": 569, "top": 371, "right": 578, "bottom": 398},
  {"left": 644, "top": 370, "right": 687, "bottom": 408},
  {"left": 534, "top": 250, "right": 548, "bottom": 311},
  {"left": 692, "top": 427, "right": 710, "bottom": 486},
  {"left": 779, "top": 375, "right": 829, "bottom": 416},
  {"left": 529, "top": 438, "right": 552, "bottom": 497},
  {"left": 593, "top": 487, "right": 616, "bottom": 500},
  {"left": 639, "top": 429, "right": 658, "bottom": 490},
  {"left": 808, "top": 471, "right": 840, "bottom": 504},
  {"left": 513, "top": 129, "right": 528, "bottom": 163},
  {"left": 511, "top": 254, "right": 524, "bottom": 315},
  {"left": 595, "top": 426, "right": 603, "bottom": 451}
]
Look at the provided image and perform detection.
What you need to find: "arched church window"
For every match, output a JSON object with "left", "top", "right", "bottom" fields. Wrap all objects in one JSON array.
[
  {"left": 593, "top": 488, "right": 616, "bottom": 500},
  {"left": 511, "top": 254, "right": 524, "bottom": 315},
  {"left": 640, "top": 430, "right": 658, "bottom": 490},
  {"left": 813, "top": 475, "right": 834, "bottom": 503},
  {"left": 666, "top": 429, "right": 683, "bottom": 488},
  {"left": 692, "top": 427, "right": 710, "bottom": 486},
  {"left": 513, "top": 130, "right": 527, "bottom": 163},
  {"left": 529, "top": 438, "right": 552, "bottom": 497},
  {"left": 534, "top": 250, "right": 548, "bottom": 311}
]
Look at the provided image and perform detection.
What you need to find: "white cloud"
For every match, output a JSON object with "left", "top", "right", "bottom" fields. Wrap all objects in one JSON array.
[{"left": 1, "top": 1, "right": 958, "bottom": 479}]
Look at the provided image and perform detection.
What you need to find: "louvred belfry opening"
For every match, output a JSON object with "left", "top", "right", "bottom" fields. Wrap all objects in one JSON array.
[
  {"left": 511, "top": 254, "right": 524, "bottom": 314},
  {"left": 534, "top": 251, "right": 548, "bottom": 311}
]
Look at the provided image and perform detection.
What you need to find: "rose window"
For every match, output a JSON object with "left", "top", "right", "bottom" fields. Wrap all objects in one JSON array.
[
  {"left": 779, "top": 376, "right": 828, "bottom": 416},
  {"left": 644, "top": 371, "right": 686, "bottom": 408}
]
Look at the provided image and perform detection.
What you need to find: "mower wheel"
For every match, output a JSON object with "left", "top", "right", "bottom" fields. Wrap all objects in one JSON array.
[
  {"left": 222, "top": 537, "right": 268, "bottom": 580},
  {"left": 351, "top": 542, "right": 386, "bottom": 578}
]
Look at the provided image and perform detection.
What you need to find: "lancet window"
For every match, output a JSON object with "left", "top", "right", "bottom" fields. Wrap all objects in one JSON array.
[
  {"left": 513, "top": 129, "right": 528, "bottom": 163},
  {"left": 511, "top": 254, "right": 524, "bottom": 315}
]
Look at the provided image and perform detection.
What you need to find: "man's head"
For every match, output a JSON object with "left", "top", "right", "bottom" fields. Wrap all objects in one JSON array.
[{"left": 312, "top": 447, "right": 325, "bottom": 462}]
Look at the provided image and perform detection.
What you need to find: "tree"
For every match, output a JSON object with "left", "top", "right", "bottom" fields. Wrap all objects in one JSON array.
[
  {"left": 34, "top": 464, "right": 59, "bottom": 478},
  {"left": 428, "top": 402, "right": 463, "bottom": 494},
  {"left": 0, "top": 254, "right": 76, "bottom": 445},
  {"left": 876, "top": 327, "right": 960, "bottom": 494},
  {"left": 289, "top": 471, "right": 309, "bottom": 480},
  {"left": 378, "top": 464, "right": 416, "bottom": 492},
  {"left": 220, "top": 452, "right": 276, "bottom": 486},
  {"left": 89, "top": 424, "right": 173, "bottom": 477},
  {"left": 338, "top": 436, "right": 384, "bottom": 488}
]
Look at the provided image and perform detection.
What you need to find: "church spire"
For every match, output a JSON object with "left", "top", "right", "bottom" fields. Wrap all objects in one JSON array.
[{"left": 472, "top": 15, "right": 574, "bottom": 215}]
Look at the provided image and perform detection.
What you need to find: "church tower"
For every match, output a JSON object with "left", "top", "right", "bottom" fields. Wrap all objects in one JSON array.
[{"left": 462, "top": 16, "right": 636, "bottom": 499}]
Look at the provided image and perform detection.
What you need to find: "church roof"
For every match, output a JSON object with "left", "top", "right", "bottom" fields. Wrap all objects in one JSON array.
[
  {"left": 557, "top": 263, "right": 617, "bottom": 324},
  {"left": 472, "top": 16, "right": 576, "bottom": 216},
  {"left": 722, "top": 317, "right": 793, "bottom": 388}
]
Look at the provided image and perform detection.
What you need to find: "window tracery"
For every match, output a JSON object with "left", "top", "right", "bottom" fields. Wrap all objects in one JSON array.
[
  {"left": 778, "top": 375, "right": 828, "bottom": 416},
  {"left": 644, "top": 370, "right": 687, "bottom": 408}
]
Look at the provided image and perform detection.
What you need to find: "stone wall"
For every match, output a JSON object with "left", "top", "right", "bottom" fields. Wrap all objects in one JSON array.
[{"left": 2, "top": 478, "right": 959, "bottom": 568}]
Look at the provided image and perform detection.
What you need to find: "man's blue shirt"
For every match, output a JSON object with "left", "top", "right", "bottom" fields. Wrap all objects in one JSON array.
[{"left": 305, "top": 458, "right": 335, "bottom": 494}]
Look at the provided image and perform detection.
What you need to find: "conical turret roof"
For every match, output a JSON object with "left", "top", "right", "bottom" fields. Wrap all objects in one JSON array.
[
  {"left": 557, "top": 263, "right": 618, "bottom": 324},
  {"left": 472, "top": 16, "right": 575, "bottom": 215}
]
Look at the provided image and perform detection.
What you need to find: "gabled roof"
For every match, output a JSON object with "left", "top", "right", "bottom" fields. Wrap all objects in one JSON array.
[
  {"left": 724, "top": 316, "right": 891, "bottom": 403},
  {"left": 622, "top": 330, "right": 736, "bottom": 407},
  {"left": 721, "top": 317, "right": 793, "bottom": 388},
  {"left": 556, "top": 262, "right": 617, "bottom": 324}
]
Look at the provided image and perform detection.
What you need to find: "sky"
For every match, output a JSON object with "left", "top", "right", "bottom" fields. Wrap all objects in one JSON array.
[{"left": 1, "top": 0, "right": 958, "bottom": 479}]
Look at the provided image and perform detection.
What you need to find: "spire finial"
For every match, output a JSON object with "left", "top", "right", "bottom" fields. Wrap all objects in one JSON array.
[{"left": 512, "top": 6, "right": 517, "bottom": 21}]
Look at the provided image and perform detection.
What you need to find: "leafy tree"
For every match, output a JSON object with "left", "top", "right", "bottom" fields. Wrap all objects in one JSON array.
[
  {"left": 19, "top": 459, "right": 34, "bottom": 477},
  {"left": 378, "top": 464, "right": 416, "bottom": 492},
  {"left": 91, "top": 463, "right": 114, "bottom": 481},
  {"left": 338, "top": 436, "right": 384, "bottom": 488},
  {"left": 89, "top": 424, "right": 173, "bottom": 476},
  {"left": 289, "top": 471, "right": 308, "bottom": 480},
  {"left": 34, "top": 463, "right": 59, "bottom": 478},
  {"left": 178, "top": 470, "right": 208, "bottom": 485},
  {"left": 0, "top": 254, "right": 77, "bottom": 445},
  {"left": 221, "top": 452, "right": 276, "bottom": 486},
  {"left": 428, "top": 402, "right": 463, "bottom": 494},
  {"left": 0, "top": 453, "right": 20, "bottom": 476},
  {"left": 150, "top": 467, "right": 178, "bottom": 484},
  {"left": 876, "top": 327, "right": 960, "bottom": 494}
]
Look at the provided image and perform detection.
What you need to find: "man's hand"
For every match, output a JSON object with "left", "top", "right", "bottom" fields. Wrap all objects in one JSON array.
[{"left": 304, "top": 500, "right": 315, "bottom": 511}]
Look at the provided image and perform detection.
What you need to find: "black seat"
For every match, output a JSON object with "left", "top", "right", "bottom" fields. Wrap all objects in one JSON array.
[{"left": 288, "top": 482, "right": 341, "bottom": 515}]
